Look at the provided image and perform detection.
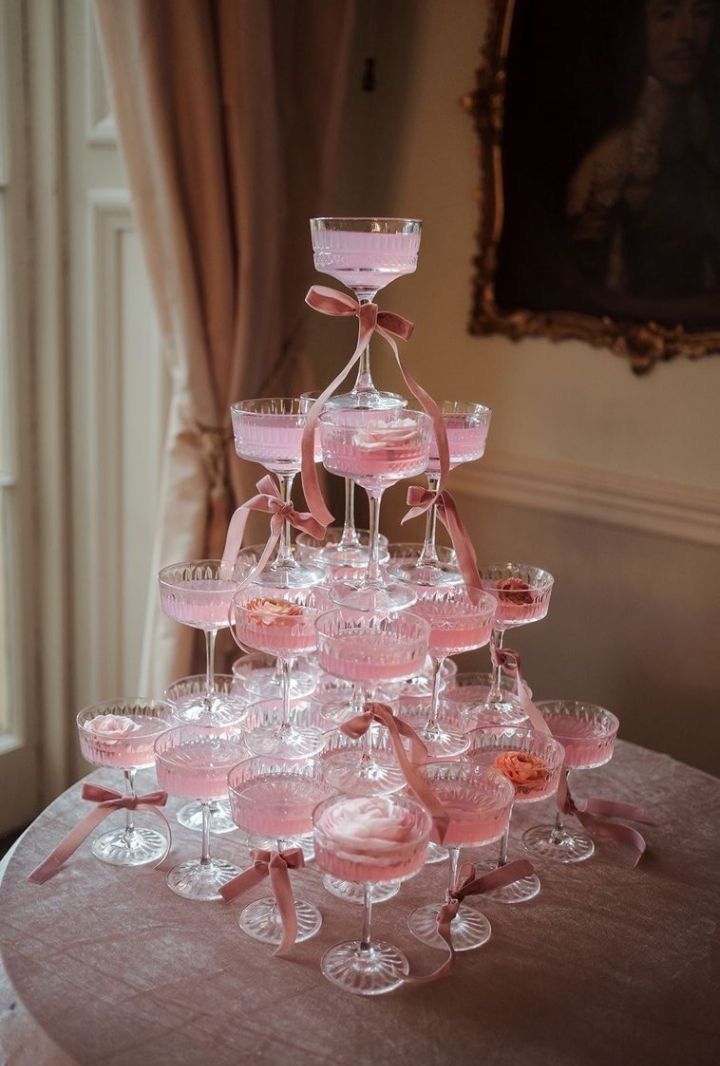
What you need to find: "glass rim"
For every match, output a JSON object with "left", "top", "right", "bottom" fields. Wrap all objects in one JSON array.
[
  {"left": 478, "top": 565, "right": 555, "bottom": 590},
  {"left": 467, "top": 725, "right": 566, "bottom": 762},
  {"left": 317, "top": 407, "right": 431, "bottom": 426},
  {"left": 314, "top": 607, "right": 431, "bottom": 636},
  {"left": 152, "top": 723, "right": 247, "bottom": 760},
  {"left": 535, "top": 700, "right": 619, "bottom": 737},
  {"left": 76, "top": 698, "right": 174, "bottom": 736},
  {"left": 231, "top": 398, "right": 306, "bottom": 416},
  {"left": 310, "top": 216, "right": 422, "bottom": 225},
  {"left": 311, "top": 789, "right": 433, "bottom": 833}
]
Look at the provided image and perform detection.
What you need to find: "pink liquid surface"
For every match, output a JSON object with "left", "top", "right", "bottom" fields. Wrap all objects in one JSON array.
[
  {"left": 427, "top": 423, "right": 489, "bottom": 473},
  {"left": 312, "top": 229, "right": 420, "bottom": 292},
  {"left": 544, "top": 714, "right": 616, "bottom": 769},
  {"left": 234, "top": 610, "right": 318, "bottom": 658},
  {"left": 430, "top": 784, "right": 511, "bottom": 847},
  {"left": 314, "top": 796, "right": 429, "bottom": 883},
  {"left": 317, "top": 633, "right": 426, "bottom": 683},
  {"left": 230, "top": 773, "right": 329, "bottom": 839},
  {"left": 160, "top": 579, "right": 237, "bottom": 631},
  {"left": 233, "top": 417, "right": 320, "bottom": 473},
  {"left": 79, "top": 715, "right": 168, "bottom": 770},
  {"left": 155, "top": 737, "right": 245, "bottom": 799},
  {"left": 323, "top": 433, "right": 429, "bottom": 488}
]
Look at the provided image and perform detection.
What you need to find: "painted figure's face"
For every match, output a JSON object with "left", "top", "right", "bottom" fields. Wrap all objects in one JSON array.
[{"left": 646, "top": 0, "right": 717, "bottom": 86}]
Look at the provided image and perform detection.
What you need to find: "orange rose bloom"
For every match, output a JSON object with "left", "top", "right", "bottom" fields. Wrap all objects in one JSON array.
[
  {"left": 493, "top": 751, "right": 550, "bottom": 795},
  {"left": 245, "top": 597, "right": 303, "bottom": 627}
]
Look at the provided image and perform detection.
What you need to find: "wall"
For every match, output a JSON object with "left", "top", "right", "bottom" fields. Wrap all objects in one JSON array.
[{"left": 307, "top": 0, "right": 720, "bottom": 773}]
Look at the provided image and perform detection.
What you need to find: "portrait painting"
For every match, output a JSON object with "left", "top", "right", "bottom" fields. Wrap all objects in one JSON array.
[{"left": 469, "top": 0, "right": 720, "bottom": 372}]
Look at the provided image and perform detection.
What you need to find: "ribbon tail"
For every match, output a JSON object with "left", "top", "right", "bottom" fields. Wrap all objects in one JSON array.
[
  {"left": 29, "top": 804, "right": 119, "bottom": 884},
  {"left": 575, "top": 811, "right": 648, "bottom": 866},
  {"left": 219, "top": 864, "right": 269, "bottom": 903},
  {"left": 436, "top": 495, "right": 482, "bottom": 591},
  {"left": 268, "top": 860, "right": 298, "bottom": 956},
  {"left": 402, "top": 901, "right": 458, "bottom": 987},
  {"left": 458, "top": 858, "right": 535, "bottom": 898},
  {"left": 582, "top": 797, "right": 654, "bottom": 825}
]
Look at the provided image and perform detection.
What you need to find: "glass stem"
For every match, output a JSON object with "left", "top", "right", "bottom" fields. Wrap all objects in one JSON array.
[
  {"left": 275, "top": 473, "right": 296, "bottom": 567},
  {"left": 497, "top": 824, "right": 510, "bottom": 867},
  {"left": 427, "top": 657, "right": 444, "bottom": 730},
  {"left": 551, "top": 770, "right": 568, "bottom": 843},
  {"left": 365, "top": 489, "right": 384, "bottom": 587},
  {"left": 487, "top": 628, "right": 505, "bottom": 703},
  {"left": 447, "top": 846, "right": 460, "bottom": 896},
  {"left": 352, "top": 291, "right": 378, "bottom": 395},
  {"left": 359, "top": 884, "right": 373, "bottom": 954},
  {"left": 417, "top": 474, "right": 441, "bottom": 567},
  {"left": 205, "top": 629, "right": 217, "bottom": 698},
  {"left": 200, "top": 801, "right": 212, "bottom": 866},
  {"left": 339, "top": 479, "right": 361, "bottom": 548},
  {"left": 280, "top": 658, "right": 292, "bottom": 729},
  {"left": 124, "top": 769, "right": 136, "bottom": 835}
]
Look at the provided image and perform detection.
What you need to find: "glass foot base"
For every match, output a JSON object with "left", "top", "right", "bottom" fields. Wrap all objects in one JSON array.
[
  {"left": 321, "top": 751, "right": 405, "bottom": 796},
  {"left": 419, "top": 723, "right": 470, "bottom": 759},
  {"left": 166, "top": 858, "right": 242, "bottom": 901},
  {"left": 238, "top": 896, "right": 321, "bottom": 946},
  {"left": 321, "top": 940, "right": 409, "bottom": 995},
  {"left": 249, "top": 832, "right": 315, "bottom": 864},
  {"left": 479, "top": 699, "right": 528, "bottom": 727},
  {"left": 472, "top": 860, "right": 541, "bottom": 904},
  {"left": 171, "top": 693, "right": 248, "bottom": 728},
  {"left": 392, "top": 561, "right": 463, "bottom": 587},
  {"left": 408, "top": 901, "right": 491, "bottom": 952},
  {"left": 241, "top": 667, "right": 317, "bottom": 702},
  {"left": 425, "top": 841, "right": 449, "bottom": 865},
  {"left": 329, "top": 582, "right": 417, "bottom": 615},
  {"left": 176, "top": 799, "right": 237, "bottom": 835},
  {"left": 91, "top": 826, "right": 167, "bottom": 866},
  {"left": 522, "top": 824, "right": 595, "bottom": 864},
  {"left": 322, "top": 875, "right": 401, "bottom": 905},
  {"left": 253, "top": 563, "right": 325, "bottom": 589},
  {"left": 244, "top": 725, "right": 327, "bottom": 760}
]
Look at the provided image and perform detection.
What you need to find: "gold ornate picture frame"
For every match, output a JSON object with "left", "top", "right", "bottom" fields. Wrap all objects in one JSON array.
[{"left": 466, "top": 0, "right": 720, "bottom": 374}]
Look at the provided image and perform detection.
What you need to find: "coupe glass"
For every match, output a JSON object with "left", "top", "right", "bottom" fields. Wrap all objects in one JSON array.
[
  {"left": 319, "top": 408, "right": 432, "bottom": 613},
  {"left": 163, "top": 674, "right": 247, "bottom": 835},
  {"left": 300, "top": 389, "right": 402, "bottom": 576},
  {"left": 313, "top": 793, "right": 431, "bottom": 995},
  {"left": 230, "top": 585, "right": 331, "bottom": 758},
  {"left": 158, "top": 560, "right": 248, "bottom": 727},
  {"left": 154, "top": 726, "right": 247, "bottom": 900},
  {"left": 478, "top": 564, "right": 554, "bottom": 723},
  {"left": 76, "top": 699, "right": 173, "bottom": 865},
  {"left": 315, "top": 608, "right": 429, "bottom": 794},
  {"left": 392, "top": 401, "right": 491, "bottom": 587},
  {"left": 468, "top": 726, "right": 565, "bottom": 903},
  {"left": 407, "top": 585, "right": 496, "bottom": 758},
  {"left": 230, "top": 398, "right": 324, "bottom": 589},
  {"left": 227, "top": 756, "right": 333, "bottom": 947},
  {"left": 309, "top": 217, "right": 421, "bottom": 409},
  {"left": 522, "top": 701, "right": 619, "bottom": 863},
  {"left": 407, "top": 761, "right": 514, "bottom": 952},
  {"left": 443, "top": 671, "right": 527, "bottom": 727}
]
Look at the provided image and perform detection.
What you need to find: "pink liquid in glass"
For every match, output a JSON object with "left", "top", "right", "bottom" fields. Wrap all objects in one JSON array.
[
  {"left": 233, "top": 598, "right": 320, "bottom": 658},
  {"left": 322, "top": 418, "right": 430, "bottom": 489},
  {"left": 317, "top": 633, "right": 426, "bottom": 683},
  {"left": 427, "top": 422, "right": 489, "bottom": 474},
  {"left": 230, "top": 773, "right": 330, "bottom": 839},
  {"left": 484, "top": 582, "right": 550, "bottom": 629},
  {"left": 233, "top": 416, "right": 320, "bottom": 474},
  {"left": 312, "top": 230, "right": 420, "bottom": 292},
  {"left": 160, "top": 579, "right": 237, "bottom": 631},
  {"left": 155, "top": 737, "right": 245, "bottom": 800},
  {"left": 430, "top": 782, "right": 511, "bottom": 847},
  {"left": 544, "top": 714, "right": 617, "bottom": 770},
  {"left": 411, "top": 593, "right": 495, "bottom": 657},
  {"left": 314, "top": 796, "right": 429, "bottom": 883},
  {"left": 79, "top": 714, "right": 169, "bottom": 770}
]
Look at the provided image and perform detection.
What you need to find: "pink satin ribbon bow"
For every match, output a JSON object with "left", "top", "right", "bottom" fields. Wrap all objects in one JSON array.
[
  {"left": 405, "top": 858, "right": 536, "bottom": 986},
  {"left": 221, "top": 473, "right": 325, "bottom": 580},
  {"left": 557, "top": 773, "right": 653, "bottom": 866},
  {"left": 28, "top": 783, "right": 170, "bottom": 885},
  {"left": 403, "top": 484, "right": 483, "bottom": 590},
  {"left": 219, "top": 847, "right": 305, "bottom": 956},
  {"left": 489, "top": 644, "right": 552, "bottom": 736},
  {"left": 340, "top": 702, "right": 450, "bottom": 844},
  {"left": 300, "top": 285, "right": 450, "bottom": 528}
]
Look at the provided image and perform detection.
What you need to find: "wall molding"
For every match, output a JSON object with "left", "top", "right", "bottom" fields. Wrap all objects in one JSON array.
[
  {"left": 451, "top": 451, "right": 720, "bottom": 548},
  {"left": 84, "top": 0, "right": 116, "bottom": 146}
]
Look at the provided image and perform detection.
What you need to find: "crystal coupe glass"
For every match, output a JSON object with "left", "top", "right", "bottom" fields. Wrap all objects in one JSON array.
[
  {"left": 76, "top": 699, "right": 173, "bottom": 865},
  {"left": 522, "top": 701, "right": 619, "bottom": 863},
  {"left": 314, "top": 793, "right": 431, "bottom": 995}
]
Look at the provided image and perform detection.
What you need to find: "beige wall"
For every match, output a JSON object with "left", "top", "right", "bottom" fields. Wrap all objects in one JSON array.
[{"left": 306, "top": 0, "right": 720, "bottom": 774}]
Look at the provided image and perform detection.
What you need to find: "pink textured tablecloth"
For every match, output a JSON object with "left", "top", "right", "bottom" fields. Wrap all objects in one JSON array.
[{"left": 1, "top": 741, "right": 719, "bottom": 1066}]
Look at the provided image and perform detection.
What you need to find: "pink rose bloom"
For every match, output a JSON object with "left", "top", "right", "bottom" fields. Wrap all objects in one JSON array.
[{"left": 86, "top": 714, "right": 138, "bottom": 736}]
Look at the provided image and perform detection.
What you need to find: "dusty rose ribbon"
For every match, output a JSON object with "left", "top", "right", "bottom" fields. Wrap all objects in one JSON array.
[
  {"left": 219, "top": 847, "right": 305, "bottom": 956},
  {"left": 489, "top": 645, "right": 552, "bottom": 736},
  {"left": 405, "top": 859, "right": 536, "bottom": 985},
  {"left": 220, "top": 473, "right": 325, "bottom": 581},
  {"left": 300, "top": 285, "right": 450, "bottom": 528},
  {"left": 557, "top": 773, "right": 653, "bottom": 866},
  {"left": 340, "top": 702, "right": 449, "bottom": 843},
  {"left": 403, "top": 484, "right": 482, "bottom": 590},
  {"left": 28, "top": 784, "right": 170, "bottom": 884}
]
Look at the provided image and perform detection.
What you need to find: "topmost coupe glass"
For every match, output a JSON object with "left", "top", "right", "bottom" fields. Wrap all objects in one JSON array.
[{"left": 309, "top": 218, "right": 422, "bottom": 412}]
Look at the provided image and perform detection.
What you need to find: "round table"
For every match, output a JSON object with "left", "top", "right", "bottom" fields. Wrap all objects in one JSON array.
[{"left": 1, "top": 741, "right": 718, "bottom": 1066}]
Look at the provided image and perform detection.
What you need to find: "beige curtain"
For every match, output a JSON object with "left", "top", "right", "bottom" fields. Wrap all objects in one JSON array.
[{"left": 93, "top": 0, "right": 354, "bottom": 693}]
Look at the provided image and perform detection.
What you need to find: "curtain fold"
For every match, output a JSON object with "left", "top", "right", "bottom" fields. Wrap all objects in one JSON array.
[{"left": 93, "top": 0, "right": 355, "bottom": 693}]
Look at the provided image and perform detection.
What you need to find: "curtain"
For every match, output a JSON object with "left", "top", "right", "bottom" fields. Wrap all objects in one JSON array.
[{"left": 94, "top": 0, "right": 355, "bottom": 694}]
